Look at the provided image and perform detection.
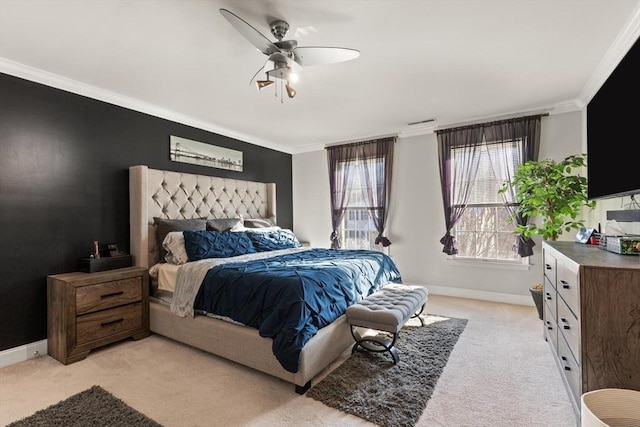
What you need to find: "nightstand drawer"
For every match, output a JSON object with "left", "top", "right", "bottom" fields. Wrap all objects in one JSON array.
[
  {"left": 76, "top": 302, "right": 143, "bottom": 345},
  {"left": 76, "top": 277, "right": 142, "bottom": 315}
]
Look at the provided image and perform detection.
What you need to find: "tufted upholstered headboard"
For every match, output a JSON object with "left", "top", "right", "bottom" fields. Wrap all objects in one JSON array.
[{"left": 129, "top": 165, "right": 276, "bottom": 268}]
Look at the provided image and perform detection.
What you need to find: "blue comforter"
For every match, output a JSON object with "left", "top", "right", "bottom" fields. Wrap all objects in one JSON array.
[{"left": 193, "top": 248, "right": 402, "bottom": 372}]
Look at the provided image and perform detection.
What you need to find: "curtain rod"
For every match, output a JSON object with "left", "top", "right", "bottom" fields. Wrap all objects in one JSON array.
[
  {"left": 435, "top": 112, "right": 549, "bottom": 133},
  {"left": 324, "top": 134, "right": 397, "bottom": 150}
]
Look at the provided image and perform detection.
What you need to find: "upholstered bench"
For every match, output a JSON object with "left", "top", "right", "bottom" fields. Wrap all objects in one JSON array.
[{"left": 346, "top": 284, "right": 428, "bottom": 364}]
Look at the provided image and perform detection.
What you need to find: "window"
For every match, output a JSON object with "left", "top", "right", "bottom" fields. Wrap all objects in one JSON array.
[
  {"left": 451, "top": 141, "right": 520, "bottom": 262},
  {"left": 340, "top": 159, "right": 384, "bottom": 251},
  {"left": 327, "top": 137, "right": 395, "bottom": 251}
]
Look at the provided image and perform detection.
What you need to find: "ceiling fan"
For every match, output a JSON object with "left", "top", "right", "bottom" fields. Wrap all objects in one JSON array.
[{"left": 219, "top": 8, "right": 360, "bottom": 102}]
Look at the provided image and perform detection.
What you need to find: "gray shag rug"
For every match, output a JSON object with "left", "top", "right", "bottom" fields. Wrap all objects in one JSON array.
[
  {"left": 7, "top": 385, "right": 162, "bottom": 427},
  {"left": 307, "top": 315, "right": 468, "bottom": 427}
]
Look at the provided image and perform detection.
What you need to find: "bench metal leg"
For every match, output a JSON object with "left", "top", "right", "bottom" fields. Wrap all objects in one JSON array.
[
  {"left": 350, "top": 326, "right": 400, "bottom": 364},
  {"left": 412, "top": 303, "right": 426, "bottom": 326}
]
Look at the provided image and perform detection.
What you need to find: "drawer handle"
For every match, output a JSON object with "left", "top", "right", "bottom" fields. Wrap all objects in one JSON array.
[
  {"left": 560, "top": 317, "right": 570, "bottom": 329},
  {"left": 560, "top": 280, "right": 570, "bottom": 289},
  {"left": 546, "top": 320, "right": 553, "bottom": 331},
  {"left": 100, "top": 291, "right": 124, "bottom": 299},
  {"left": 545, "top": 264, "right": 552, "bottom": 270},
  {"left": 560, "top": 356, "right": 571, "bottom": 370},
  {"left": 101, "top": 318, "right": 124, "bottom": 327},
  {"left": 545, "top": 292, "right": 552, "bottom": 300}
]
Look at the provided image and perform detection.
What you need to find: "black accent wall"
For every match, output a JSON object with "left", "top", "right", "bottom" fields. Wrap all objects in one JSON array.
[{"left": 0, "top": 73, "right": 293, "bottom": 351}]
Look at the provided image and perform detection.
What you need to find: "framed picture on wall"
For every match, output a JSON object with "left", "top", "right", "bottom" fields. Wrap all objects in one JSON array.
[{"left": 170, "top": 135, "right": 243, "bottom": 172}]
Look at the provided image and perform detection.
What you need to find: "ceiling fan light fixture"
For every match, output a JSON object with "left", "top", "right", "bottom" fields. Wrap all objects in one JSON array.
[
  {"left": 286, "top": 83, "right": 296, "bottom": 98},
  {"left": 256, "top": 79, "right": 274, "bottom": 90}
]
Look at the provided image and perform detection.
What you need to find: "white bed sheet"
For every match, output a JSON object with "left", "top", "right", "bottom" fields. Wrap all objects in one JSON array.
[{"left": 149, "top": 263, "right": 180, "bottom": 292}]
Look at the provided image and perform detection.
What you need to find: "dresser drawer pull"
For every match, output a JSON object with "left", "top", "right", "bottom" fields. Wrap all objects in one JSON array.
[
  {"left": 101, "top": 318, "right": 124, "bottom": 327},
  {"left": 545, "top": 264, "right": 552, "bottom": 270},
  {"left": 545, "top": 292, "right": 552, "bottom": 300},
  {"left": 560, "top": 280, "right": 570, "bottom": 289},
  {"left": 100, "top": 291, "right": 124, "bottom": 299},
  {"left": 564, "top": 365, "right": 571, "bottom": 371}
]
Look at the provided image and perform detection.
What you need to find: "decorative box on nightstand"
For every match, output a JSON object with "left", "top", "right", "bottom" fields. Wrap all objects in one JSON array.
[{"left": 47, "top": 266, "right": 150, "bottom": 365}]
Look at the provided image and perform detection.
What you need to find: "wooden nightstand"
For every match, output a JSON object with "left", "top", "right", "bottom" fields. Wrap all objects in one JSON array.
[{"left": 47, "top": 266, "right": 150, "bottom": 365}]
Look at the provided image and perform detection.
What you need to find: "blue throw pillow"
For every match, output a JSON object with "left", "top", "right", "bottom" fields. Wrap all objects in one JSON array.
[
  {"left": 183, "top": 231, "right": 256, "bottom": 261},
  {"left": 246, "top": 229, "right": 302, "bottom": 252}
]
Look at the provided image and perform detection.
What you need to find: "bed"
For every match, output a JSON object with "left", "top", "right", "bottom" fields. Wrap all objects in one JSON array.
[{"left": 129, "top": 165, "right": 401, "bottom": 393}]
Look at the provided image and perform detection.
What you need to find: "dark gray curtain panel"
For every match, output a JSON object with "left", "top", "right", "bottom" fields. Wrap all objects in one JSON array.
[
  {"left": 436, "top": 127, "right": 484, "bottom": 255},
  {"left": 484, "top": 116, "right": 541, "bottom": 257}
]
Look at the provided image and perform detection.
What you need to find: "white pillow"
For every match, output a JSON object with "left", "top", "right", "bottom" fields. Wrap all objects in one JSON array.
[{"left": 162, "top": 231, "right": 189, "bottom": 265}]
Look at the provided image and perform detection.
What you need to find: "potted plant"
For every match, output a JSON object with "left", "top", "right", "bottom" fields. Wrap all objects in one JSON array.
[{"left": 499, "top": 153, "right": 596, "bottom": 319}]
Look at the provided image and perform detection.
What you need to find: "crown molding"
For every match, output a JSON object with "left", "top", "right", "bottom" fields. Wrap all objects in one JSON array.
[
  {"left": 548, "top": 99, "right": 583, "bottom": 115},
  {"left": 578, "top": 2, "right": 640, "bottom": 106},
  {"left": 291, "top": 143, "right": 326, "bottom": 155},
  {"left": 0, "top": 58, "right": 293, "bottom": 155}
]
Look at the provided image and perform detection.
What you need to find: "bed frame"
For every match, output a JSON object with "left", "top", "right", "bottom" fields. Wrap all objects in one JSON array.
[{"left": 129, "top": 165, "right": 353, "bottom": 393}]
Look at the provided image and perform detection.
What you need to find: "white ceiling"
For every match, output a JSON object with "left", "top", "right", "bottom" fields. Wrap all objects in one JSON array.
[{"left": 1, "top": 1, "right": 639, "bottom": 154}]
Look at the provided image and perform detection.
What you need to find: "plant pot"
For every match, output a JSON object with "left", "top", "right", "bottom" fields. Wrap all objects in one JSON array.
[{"left": 530, "top": 287, "right": 543, "bottom": 320}]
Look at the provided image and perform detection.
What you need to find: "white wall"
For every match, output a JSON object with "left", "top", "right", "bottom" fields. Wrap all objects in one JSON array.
[{"left": 292, "top": 111, "right": 630, "bottom": 303}]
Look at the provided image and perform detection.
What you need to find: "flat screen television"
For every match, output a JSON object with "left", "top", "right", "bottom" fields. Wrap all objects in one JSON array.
[{"left": 586, "top": 37, "right": 639, "bottom": 200}]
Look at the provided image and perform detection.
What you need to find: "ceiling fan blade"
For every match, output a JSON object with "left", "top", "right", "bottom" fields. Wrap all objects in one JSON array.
[
  {"left": 249, "top": 62, "right": 267, "bottom": 85},
  {"left": 292, "top": 47, "right": 360, "bottom": 67},
  {"left": 219, "top": 9, "right": 280, "bottom": 56}
]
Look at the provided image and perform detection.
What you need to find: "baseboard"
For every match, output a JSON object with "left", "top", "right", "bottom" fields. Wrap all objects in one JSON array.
[
  {"left": 0, "top": 339, "right": 48, "bottom": 368},
  {"left": 404, "top": 283, "right": 534, "bottom": 307}
]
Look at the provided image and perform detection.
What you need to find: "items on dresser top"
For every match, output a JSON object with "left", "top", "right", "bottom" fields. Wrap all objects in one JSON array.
[{"left": 47, "top": 267, "right": 150, "bottom": 365}]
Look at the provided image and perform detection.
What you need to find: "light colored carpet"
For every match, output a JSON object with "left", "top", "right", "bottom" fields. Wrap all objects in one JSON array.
[{"left": 0, "top": 295, "right": 577, "bottom": 427}]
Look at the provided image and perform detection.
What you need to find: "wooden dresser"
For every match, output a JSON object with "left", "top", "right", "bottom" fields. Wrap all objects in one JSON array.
[
  {"left": 542, "top": 241, "right": 640, "bottom": 416},
  {"left": 47, "top": 266, "right": 150, "bottom": 364}
]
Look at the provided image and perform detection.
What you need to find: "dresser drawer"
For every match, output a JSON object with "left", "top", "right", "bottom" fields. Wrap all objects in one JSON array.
[
  {"left": 543, "top": 251, "right": 557, "bottom": 289},
  {"left": 76, "top": 277, "right": 142, "bottom": 315},
  {"left": 557, "top": 298, "right": 580, "bottom": 363},
  {"left": 76, "top": 302, "right": 143, "bottom": 345},
  {"left": 557, "top": 333, "right": 581, "bottom": 407},
  {"left": 543, "top": 301, "right": 558, "bottom": 352},
  {"left": 543, "top": 285, "right": 557, "bottom": 320},
  {"left": 557, "top": 261, "right": 579, "bottom": 316}
]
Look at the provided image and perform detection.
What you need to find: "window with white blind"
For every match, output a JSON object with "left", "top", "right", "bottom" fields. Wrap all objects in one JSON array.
[{"left": 451, "top": 141, "right": 521, "bottom": 262}]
